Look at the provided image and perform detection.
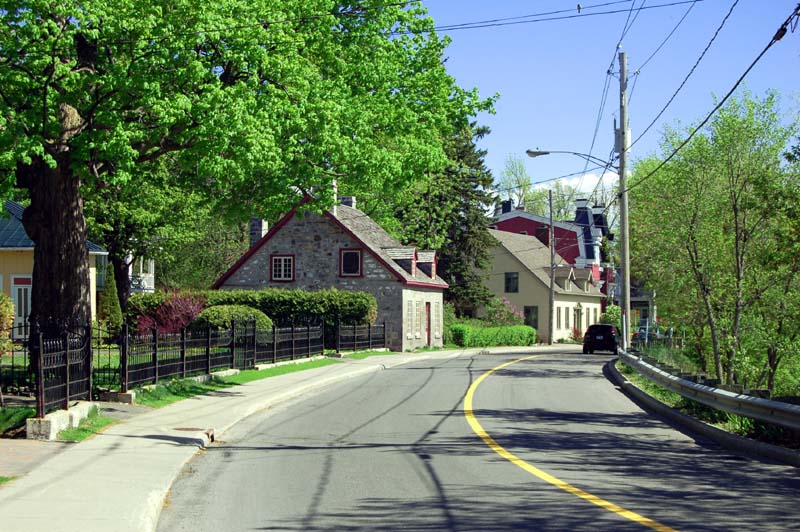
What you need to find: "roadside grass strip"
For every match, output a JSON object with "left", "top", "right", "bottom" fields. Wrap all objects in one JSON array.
[
  {"left": 0, "top": 476, "right": 15, "bottom": 485},
  {"left": 58, "top": 407, "right": 117, "bottom": 442},
  {"left": 464, "top": 354, "right": 679, "bottom": 532},
  {"left": 135, "top": 358, "right": 341, "bottom": 407},
  {"left": 342, "top": 350, "right": 394, "bottom": 360}
]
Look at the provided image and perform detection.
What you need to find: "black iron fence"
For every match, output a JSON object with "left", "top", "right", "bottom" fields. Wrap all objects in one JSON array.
[
  {"left": 2, "top": 319, "right": 384, "bottom": 415},
  {"left": 337, "top": 322, "right": 386, "bottom": 352}
]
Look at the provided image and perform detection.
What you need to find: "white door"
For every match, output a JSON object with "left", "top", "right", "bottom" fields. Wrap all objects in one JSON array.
[{"left": 11, "top": 275, "right": 32, "bottom": 339}]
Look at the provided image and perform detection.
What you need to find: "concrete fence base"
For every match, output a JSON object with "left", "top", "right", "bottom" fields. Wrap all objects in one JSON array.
[{"left": 26, "top": 401, "right": 96, "bottom": 441}]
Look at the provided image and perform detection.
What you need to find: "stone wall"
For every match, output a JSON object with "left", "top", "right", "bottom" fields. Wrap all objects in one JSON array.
[{"left": 220, "top": 211, "right": 442, "bottom": 351}]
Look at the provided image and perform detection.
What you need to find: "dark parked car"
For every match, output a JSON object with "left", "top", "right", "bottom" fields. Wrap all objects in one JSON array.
[{"left": 583, "top": 324, "right": 619, "bottom": 354}]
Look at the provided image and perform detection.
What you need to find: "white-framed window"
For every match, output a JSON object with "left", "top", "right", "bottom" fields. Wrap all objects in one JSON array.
[
  {"left": 271, "top": 255, "right": 294, "bottom": 282},
  {"left": 340, "top": 249, "right": 362, "bottom": 277}
]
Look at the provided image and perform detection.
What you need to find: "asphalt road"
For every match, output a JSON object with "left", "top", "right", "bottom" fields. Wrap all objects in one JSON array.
[{"left": 157, "top": 348, "right": 800, "bottom": 532}]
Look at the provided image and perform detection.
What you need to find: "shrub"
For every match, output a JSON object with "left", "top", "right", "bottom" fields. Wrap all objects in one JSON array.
[
  {"left": 129, "top": 288, "right": 377, "bottom": 328},
  {"left": 136, "top": 292, "right": 207, "bottom": 335},
  {"left": 191, "top": 305, "right": 272, "bottom": 331},
  {"left": 483, "top": 297, "right": 525, "bottom": 326},
  {"left": 97, "top": 267, "right": 123, "bottom": 337},
  {"left": 450, "top": 324, "right": 536, "bottom": 347},
  {"left": 0, "top": 294, "right": 14, "bottom": 353},
  {"left": 600, "top": 305, "right": 621, "bottom": 329}
]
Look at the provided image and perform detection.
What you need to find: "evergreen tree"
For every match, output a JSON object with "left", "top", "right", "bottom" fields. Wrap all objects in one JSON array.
[
  {"left": 395, "top": 123, "right": 497, "bottom": 316},
  {"left": 97, "top": 266, "right": 123, "bottom": 337}
]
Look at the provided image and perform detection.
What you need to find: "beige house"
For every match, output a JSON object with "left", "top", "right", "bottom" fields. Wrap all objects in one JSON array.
[
  {"left": 486, "top": 229, "right": 605, "bottom": 343},
  {"left": 214, "top": 196, "right": 447, "bottom": 352},
  {"left": 0, "top": 201, "right": 107, "bottom": 335}
]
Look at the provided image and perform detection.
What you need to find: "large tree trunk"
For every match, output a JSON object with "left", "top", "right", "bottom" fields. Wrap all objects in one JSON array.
[{"left": 18, "top": 155, "right": 91, "bottom": 330}]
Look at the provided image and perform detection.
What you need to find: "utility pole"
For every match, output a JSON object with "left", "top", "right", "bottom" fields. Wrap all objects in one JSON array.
[
  {"left": 548, "top": 189, "right": 555, "bottom": 345},
  {"left": 617, "top": 51, "right": 631, "bottom": 351}
]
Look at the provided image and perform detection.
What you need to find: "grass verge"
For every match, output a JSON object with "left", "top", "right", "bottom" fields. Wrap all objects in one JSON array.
[
  {"left": 57, "top": 406, "right": 117, "bottom": 442},
  {"left": 343, "top": 350, "right": 394, "bottom": 360},
  {"left": 617, "top": 360, "right": 797, "bottom": 448},
  {"left": 135, "top": 358, "right": 341, "bottom": 408},
  {"left": 0, "top": 406, "right": 36, "bottom": 436},
  {"left": 0, "top": 476, "right": 15, "bottom": 485}
]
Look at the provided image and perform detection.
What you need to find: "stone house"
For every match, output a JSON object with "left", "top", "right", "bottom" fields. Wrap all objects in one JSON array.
[
  {"left": 213, "top": 196, "right": 447, "bottom": 351},
  {"left": 486, "top": 229, "right": 605, "bottom": 344}
]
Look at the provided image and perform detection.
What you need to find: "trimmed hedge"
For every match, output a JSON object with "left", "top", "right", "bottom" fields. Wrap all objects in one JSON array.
[
  {"left": 191, "top": 305, "right": 273, "bottom": 331},
  {"left": 450, "top": 324, "right": 537, "bottom": 347},
  {"left": 128, "top": 288, "right": 377, "bottom": 328},
  {"left": 0, "top": 294, "right": 14, "bottom": 352}
]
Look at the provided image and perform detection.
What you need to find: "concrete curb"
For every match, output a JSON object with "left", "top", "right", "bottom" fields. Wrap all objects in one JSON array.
[{"left": 607, "top": 358, "right": 800, "bottom": 468}]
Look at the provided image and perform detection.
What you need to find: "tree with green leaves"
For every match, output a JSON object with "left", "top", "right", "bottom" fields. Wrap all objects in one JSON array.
[
  {"left": 630, "top": 90, "right": 797, "bottom": 389},
  {"left": 497, "top": 154, "right": 532, "bottom": 210},
  {"left": 97, "top": 266, "right": 122, "bottom": 337},
  {"left": 0, "top": 1, "right": 490, "bottom": 329}
]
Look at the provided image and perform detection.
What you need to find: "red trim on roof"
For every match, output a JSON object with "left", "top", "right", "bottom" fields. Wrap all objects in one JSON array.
[{"left": 212, "top": 196, "right": 311, "bottom": 289}]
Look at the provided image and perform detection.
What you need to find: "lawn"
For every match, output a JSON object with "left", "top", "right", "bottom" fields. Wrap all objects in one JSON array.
[
  {"left": 135, "top": 358, "right": 341, "bottom": 408},
  {"left": 0, "top": 406, "right": 35, "bottom": 436}
]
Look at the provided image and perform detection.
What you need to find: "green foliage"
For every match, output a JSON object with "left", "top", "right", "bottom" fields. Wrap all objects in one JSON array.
[
  {"left": 157, "top": 215, "right": 250, "bottom": 290},
  {"left": 97, "top": 267, "right": 123, "bottom": 336},
  {"left": 0, "top": 0, "right": 493, "bottom": 329},
  {"left": 450, "top": 324, "right": 536, "bottom": 347},
  {"left": 192, "top": 305, "right": 272, "bottom": 331},
  {"left": 0, "top": 294, "right": 14, "bottom": 353},
  {"left": 630, "top": 90, "right": 798, "bottom": 389},
  {"left": 483, "top": 297, "right": 525, "bottom": 326},
  {"left": 599, "top": 305, "right": 621, "bottom": 330},
  {"left": 129, "top": 288, "right": 377, "bottom": 328}
]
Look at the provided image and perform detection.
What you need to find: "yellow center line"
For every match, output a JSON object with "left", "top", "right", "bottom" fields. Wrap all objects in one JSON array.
[{"left": 464, "top": 354, "right": 679, "bottom": 532}]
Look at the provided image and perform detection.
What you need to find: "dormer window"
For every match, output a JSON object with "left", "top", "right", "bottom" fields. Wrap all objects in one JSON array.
[{"left": 340, "top": 249, "right": 362, "bottom": 277}]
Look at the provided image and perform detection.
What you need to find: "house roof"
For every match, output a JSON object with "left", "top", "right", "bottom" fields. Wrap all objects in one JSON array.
[
  {"left": 213, "top": 198, "right": 447, "bottom": 290},
  {"left": 488, "top": 229, "right": 602, "bottom": 298},
  {"left": 0, "top": 200, "right": 107, "bottom": 255},
  {"left": 331, "top": 204, "right": 447, "bottom": 288}
]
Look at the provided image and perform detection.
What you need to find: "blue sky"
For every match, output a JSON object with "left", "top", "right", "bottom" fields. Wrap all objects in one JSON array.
[{"left": 421, "top": 0, "right": 800, "bottom": 198}]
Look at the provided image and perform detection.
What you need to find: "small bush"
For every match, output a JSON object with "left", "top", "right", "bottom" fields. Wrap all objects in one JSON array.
[
  {"left": 191, "top": 305, "right": 272, "bottom": 331},
  {"left": 136, "top": 292, "right": 207, "bottom": 335},
  {"left": 483, "top": 297, "right": 525, "bottom": 326},
  {"left": 450, "top": 324, "right": 536, "bottom": 347},
  {"left": 0, "top": 294, "right": 14, "bottom": 353}
]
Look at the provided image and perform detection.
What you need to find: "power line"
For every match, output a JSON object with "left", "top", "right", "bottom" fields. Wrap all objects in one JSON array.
[
  {"left": 625, "top": 4, "right": 800, "bottom": 195},
  {"left": 629, "top": 0, "right": 740, "bottom": 149},
  {"left": 426, "top": 0, "right": 705, "bottom": 33},
  {"left": 634, "top": 0, "right": 698, "bottom": 74}
]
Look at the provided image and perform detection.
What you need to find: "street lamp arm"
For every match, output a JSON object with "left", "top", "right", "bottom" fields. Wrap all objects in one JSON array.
[{"left": 526, "top": 149, "right": 613, "bottom": 168}]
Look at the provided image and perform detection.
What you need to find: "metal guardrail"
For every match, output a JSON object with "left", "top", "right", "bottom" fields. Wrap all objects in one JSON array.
[{"left": 620, "top": 351, "right": 800, "bottom": 432}]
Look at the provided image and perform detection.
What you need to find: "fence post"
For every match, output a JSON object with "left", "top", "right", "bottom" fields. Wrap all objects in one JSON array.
[
  {"left": 307, "top": 322, "right": 311, "bottom": 358},
  {"left": 120, "top": 324, "right": 129, "bottom": 393},
  {"left": 335, "top": 317, "right": 340, "bottom": 355},
  {"left": 291, "top": 319, "right": 296, "bottom": 361},
  {"left": 206, "top": 326, "right": 212, "bottom": 375},
  {"left": 35, "top": 327, "right": 45, "bottom": 419},
  {"left": 272, "top": 324, "right": 277, "bottom": 364},
  {"left": 383, "top": 321, "right": 387, "bottom": 348},
  {"left": 368, "top": 323, "right": 372, "bottom": 350},
  {"left": 353, "top": 322, "right": 357, "bottom": 351},
  {"left": 250, "top": 319, "right": 256, "bottom": 367},
  {"left": 320, "top": 320, "right": 325, "bottom": 356},
  {"left": 63, "top": 328, "right": 70, "bottom": 409},
  {"left": 230, "top": 320, "right": 237, "bottom": 369},
  {"left": 180, "top": 327, "right": 187, "bottom": 379},
  {"left": 86, "top": 323, "right": 93, "bottom": 400},
  {"left": 152, "top": 326, "right": 159, "bottom": 385}
]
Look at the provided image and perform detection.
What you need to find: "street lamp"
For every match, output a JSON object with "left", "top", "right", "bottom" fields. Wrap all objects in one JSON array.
[
  {"left": 525, "top": 149, "right": 613, "bottom": 168},
  {"left": 526, "top": 148, "right": 629, "bottom": 350}
]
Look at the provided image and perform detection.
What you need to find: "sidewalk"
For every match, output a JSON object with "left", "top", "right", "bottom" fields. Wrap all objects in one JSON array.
[{"left": 0, "top": 348, "right": 494, "bottom": 532}]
